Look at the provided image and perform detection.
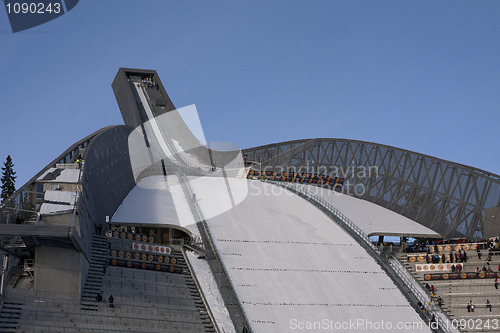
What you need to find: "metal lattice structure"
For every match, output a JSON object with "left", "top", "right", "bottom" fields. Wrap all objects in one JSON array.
[{"left": 243, "top": 138, "right": 500, "bottom": 240}]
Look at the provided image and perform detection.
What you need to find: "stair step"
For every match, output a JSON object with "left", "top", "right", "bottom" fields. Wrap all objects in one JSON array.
[
  {"left": 89, "top": 267, "right": 104, "bottom": 271},
  {"left": 92, "top": 259, "right": 107, "bottom": 263},
  {"left": 85, "top": 281, "right": 102, "bottom": 287},
  {"left": 85, "top": 275, "right": 102, "bottom": 280},
  {"left": 1, "top": 307, "right": 21, "bottom": 312},
  {"left": 84, "top": 284, "right": 101, "bottom": 289}
]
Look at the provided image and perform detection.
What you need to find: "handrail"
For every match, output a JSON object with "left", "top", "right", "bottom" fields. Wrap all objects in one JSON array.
[
  {"left": 388, "top": 257, "right": 458, "bottom": 333},
  {"left": 55, "top": 163, "right": 83, "bottom": 169},
  {"left": 181, "top": 247, "right": 220, "bottom": 333},
  {"left": 269, "top": 180, "right": 459, "bottom": 333}
]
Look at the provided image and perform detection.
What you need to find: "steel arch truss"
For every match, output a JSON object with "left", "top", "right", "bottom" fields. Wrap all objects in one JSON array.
[{"left": 243, "top": 139, "right": 500, "bottom": 240}]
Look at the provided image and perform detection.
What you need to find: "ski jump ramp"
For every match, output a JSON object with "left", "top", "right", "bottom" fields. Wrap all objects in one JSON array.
[{"left": 192, "top": 179, "right": 431, "bottom": 332}]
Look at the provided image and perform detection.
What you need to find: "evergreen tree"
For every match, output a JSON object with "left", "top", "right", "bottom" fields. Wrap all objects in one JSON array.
[{"left": 1, "top": 155, "right": 16, "bottom": 202}]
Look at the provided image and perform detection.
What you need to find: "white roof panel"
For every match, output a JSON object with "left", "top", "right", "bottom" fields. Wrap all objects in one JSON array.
[
  {"left": 298, "top": 184, "right": 441, "bottom": 238},
  {"left": 111, "top": 176, "right": 194, "bottom": 227}
]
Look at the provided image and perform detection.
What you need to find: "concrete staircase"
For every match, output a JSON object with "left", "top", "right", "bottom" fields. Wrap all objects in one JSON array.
[
  {"left": 5, "top": 232, "right": 217, "bottom": 332},
  {"left": 106, "top": 235, "right": 216, "bottom": 333},
  {"left": 0, "top": 300, "right": 22, "bottom": 332},
  {"left": 81, "top": 234, "right": 107, "bottom": 310},
  {"left": 174, "top": 250, "right": 215, "bottom": 333}
]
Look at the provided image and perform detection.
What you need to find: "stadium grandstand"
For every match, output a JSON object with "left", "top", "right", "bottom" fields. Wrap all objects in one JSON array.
[{"left": 0, "top": 68, "right": 499, "bottom": 333}]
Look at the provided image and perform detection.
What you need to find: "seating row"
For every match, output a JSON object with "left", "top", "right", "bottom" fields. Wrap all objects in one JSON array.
[
  {"left": 107, "top": 258, "right": 183, "bottom": 274},
  {"left": 110, "top": 231, "right": 157, "bottom": 243},
  {"left": 109, "top": 249, "right": 178, "bottom": 264}
]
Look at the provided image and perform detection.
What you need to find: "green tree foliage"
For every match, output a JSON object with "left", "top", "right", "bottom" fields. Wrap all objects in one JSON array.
[{"left": 1, "top": 155, "right": 16, "bottom": 202}]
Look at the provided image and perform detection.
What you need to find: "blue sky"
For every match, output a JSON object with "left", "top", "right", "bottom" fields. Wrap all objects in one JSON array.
[{"left": 0, "top": 0, "right": 499, "bottom": 187}]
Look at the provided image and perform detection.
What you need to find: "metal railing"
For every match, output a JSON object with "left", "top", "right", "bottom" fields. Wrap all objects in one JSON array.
[
  {"left": 55, "top": 163, "right": 83, "bottom": 170},
  {"left": 388, "top": 257, "right": 459, "bottom": 333},
  {"left": 23, "top": 259, "right": 35, "bottom": 272}
]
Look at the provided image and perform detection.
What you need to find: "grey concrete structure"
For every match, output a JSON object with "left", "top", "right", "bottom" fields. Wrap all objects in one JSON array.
[{"left": 112, "top": 68, "right": 176, "bottom": 128}]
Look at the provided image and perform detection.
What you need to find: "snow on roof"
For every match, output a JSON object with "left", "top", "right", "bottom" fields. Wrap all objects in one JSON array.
[
  {"left": 37, "top": 168, "right": 80, "bottom": 183},
  {"left": 298, "top": 184, "right": 441, "bottom": 238},
  {"left": 40, "top": 203, "right": 73, "bottom": 215},
  {"left": 44, "top": 190, "right": 77, "bottom": 205},
  {"left": 191, "top": 180, "right": 431, "bottom": 332},
  {"left": 37, "top": 167, "right": 57, "bottom": 181}
]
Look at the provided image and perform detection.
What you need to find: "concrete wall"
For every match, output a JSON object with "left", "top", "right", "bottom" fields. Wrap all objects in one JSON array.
[
  {"left": 34, "top": 246, "right": 89, "bottom": 300},
  {"left": 38, "top": 212, "right": 73, "bottom": 227}
]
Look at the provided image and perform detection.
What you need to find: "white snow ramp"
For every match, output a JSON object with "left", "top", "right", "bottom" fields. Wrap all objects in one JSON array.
[{"left": 192, "top": 180, "right": 431, "bottom": 333}]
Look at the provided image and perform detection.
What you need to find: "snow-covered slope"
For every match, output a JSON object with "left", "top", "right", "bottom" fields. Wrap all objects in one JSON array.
[{"left": 191, "top": 180, "right": 431, "bottom": 333}]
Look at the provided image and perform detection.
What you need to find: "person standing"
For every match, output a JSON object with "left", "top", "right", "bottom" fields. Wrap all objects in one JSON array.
[
  {"left": 494, "top": 278, "right": 498, "bottom": 290},
  {"left": 108, "top": 294, "right": 114, "bottom": 308},
  {"left": 486, "top": 300, "right": 492, "bottom": 312}
]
